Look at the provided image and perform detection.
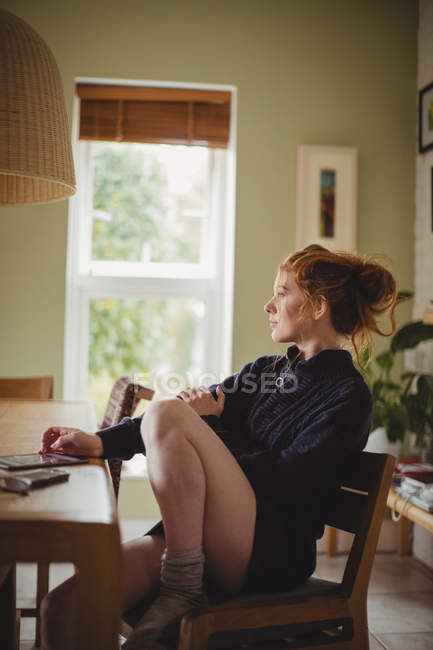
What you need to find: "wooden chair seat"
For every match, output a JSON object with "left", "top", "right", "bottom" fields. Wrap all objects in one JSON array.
[{"left": 124, "top": 578, "right": 342, "bottom": 647}]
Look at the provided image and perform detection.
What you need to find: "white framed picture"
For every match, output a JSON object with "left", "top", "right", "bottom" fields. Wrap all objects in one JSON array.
[
  {"left": 296, "top": 145, "right": 358, "bottom": 252},
  {"left": 419, "top": 81, "right": 433, "bottom": 153}
]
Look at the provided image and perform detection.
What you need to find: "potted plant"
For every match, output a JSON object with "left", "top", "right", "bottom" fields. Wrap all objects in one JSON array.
[{"left": 361, "top": 300, "right": 433, "bottom": 460}]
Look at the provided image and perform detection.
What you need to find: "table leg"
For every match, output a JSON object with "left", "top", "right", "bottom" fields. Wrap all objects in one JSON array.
[
  {"left": 397, "top": 516, "right": 412, "bottom": 555},
  {"left": 0, "top": 564, "right": 18, "bottom": 650},
  {"left": 75, "top": 525, "right": 122, "bottom": 650},
  {"left": 35, "top": 562, "right": 50, "bottom": 647}
]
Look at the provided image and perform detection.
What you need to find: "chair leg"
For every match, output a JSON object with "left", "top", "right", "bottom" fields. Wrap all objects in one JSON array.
[
  {"left": 120, "top": 619, "right": 133, "bottom": 639},
  {"left": 35, "top": 562, "right": 50, "bottom": 648},
  {"left": 351, "top": 606, "right": 370, "bottom": 650},
  {"left": 15, "top": 607, "right": 21, "bottom": 650},
  {"left": 178, "top": 611, "right": 213, "bottom": 650}
]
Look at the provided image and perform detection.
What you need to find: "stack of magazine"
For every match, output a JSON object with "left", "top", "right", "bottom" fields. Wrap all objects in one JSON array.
[{"left": 394, "top": 461, "right": 433, "bottom": 513}]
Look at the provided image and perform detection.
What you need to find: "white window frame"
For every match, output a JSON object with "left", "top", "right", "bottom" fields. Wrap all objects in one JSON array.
[{"left": 63, "top": 78, "right": 237, "bottom": 403}]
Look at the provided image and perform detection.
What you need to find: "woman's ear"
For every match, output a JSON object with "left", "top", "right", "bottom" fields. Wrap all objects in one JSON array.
[{"left": 312, "top": 295, "right": 328, "bottom": 320}]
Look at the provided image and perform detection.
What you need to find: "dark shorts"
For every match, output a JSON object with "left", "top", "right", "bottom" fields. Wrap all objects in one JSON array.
[{"left": 144, "top": 497, "right": 316, "bottom": 597}]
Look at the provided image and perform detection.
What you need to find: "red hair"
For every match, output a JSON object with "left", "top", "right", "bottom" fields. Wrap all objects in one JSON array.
[{"left": 282, "top": 244, "right": 399, "bottom": 366}]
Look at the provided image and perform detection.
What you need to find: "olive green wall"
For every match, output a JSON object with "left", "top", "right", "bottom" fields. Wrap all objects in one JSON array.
[{"left": 0, "top": 0, "right": 417, "bottom": 396}]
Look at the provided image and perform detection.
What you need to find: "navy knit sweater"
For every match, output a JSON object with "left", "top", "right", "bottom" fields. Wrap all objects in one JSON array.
[{"left": 97, "top": 345, "right": 372, "bottom": 537}]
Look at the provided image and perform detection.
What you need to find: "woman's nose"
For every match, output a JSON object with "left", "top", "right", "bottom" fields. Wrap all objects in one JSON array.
[{"left": 264, "top": 298, "right": 275, "bottom": 313}]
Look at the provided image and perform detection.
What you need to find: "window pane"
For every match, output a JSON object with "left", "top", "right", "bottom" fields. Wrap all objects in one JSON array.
[
  {"left": 88, "top": 296, "right": 206, "bottom": 423},
  {"left": 91, "top": 142, "right": 209, "bottom": 264}
]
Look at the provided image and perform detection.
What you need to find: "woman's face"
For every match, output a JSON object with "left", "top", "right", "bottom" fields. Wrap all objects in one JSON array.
[{"left": 264, "top": 269, "right": 309, "bottom": 343}]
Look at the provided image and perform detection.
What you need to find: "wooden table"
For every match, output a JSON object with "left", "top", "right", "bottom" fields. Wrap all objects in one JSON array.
[
  {"left": 386, "top": 486, "right": 433, "bottom": 555},
  {"left": 0, "top": 399, "right": 122, "bottom": 650}
]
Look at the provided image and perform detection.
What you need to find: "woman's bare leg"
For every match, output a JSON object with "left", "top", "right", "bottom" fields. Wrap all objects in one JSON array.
[
  {"left": 142, "top": 398, "right": 256, "bottom": 595},
  {"left": 121, "top": 398, "right": 257, "bottom": 649},
  {"left": 40, "top": 534, "right": 165, "bottom": 650}
]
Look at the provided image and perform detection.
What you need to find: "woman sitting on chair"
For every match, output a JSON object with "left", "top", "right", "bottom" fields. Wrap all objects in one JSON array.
[{"left": 39, "top": 244, "right": 398, "bottom": 650}]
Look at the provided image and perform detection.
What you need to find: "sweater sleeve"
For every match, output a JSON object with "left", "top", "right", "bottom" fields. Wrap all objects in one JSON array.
[
  {"left": 234, "top": 382, "right": 372, "bottom": 508},
  {"left": 96, "top": 415, "right": 145, "bottom": 460},
  {"left": 205, "top": 354, "right": 276, "bottom": 438}
]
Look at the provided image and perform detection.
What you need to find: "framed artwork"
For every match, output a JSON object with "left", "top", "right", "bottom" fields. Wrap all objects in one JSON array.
[
  {"left": 419, "top": 81, "right": 433, "bottom": 153},
  {"left": 296, "top": 145, "right": 358, "bottom": 252},
  {"left": 431, "top": 167, "right": 433, "bottom": 232}
]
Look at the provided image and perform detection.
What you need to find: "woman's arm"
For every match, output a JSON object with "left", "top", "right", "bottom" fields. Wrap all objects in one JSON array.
[
  {"left": 40, "top": 427, "right": 104, "bottom": 456},
  {"left": 96, "top": 415, "right": 145, "bottom": 459},
  {"left": 206, "top": 354, "right": 277, "bottom": 433},
  {"left": 41, "top": 355, "right": 277, "bottom": 460},
  {"left": 40, "top": 416, "right": 145, "bottom": 459}
]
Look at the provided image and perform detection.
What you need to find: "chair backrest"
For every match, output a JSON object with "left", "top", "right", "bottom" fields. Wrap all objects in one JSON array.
[
  {"left": 101, "top": 377, "right": 154, "bottom": 429},
  {"left": 102, "top": 377, "right": 154, "bottom": 499},
  {"left": 0, "top": 376, "right": 54, "bottom": 400},
  {"left": 325, "top": 451, "right": 394, "bottom": 599}
]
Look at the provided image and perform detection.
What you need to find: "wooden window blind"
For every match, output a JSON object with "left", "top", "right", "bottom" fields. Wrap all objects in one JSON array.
[{"left": 76, "top": 85, "right": 231, "bottom": 149}]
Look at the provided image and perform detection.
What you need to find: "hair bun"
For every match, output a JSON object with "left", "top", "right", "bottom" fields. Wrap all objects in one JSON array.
[
  {"left": 357, "top": 262, "right": 395, "bottom": 306},
  {"left": 287, "top": 246, "right": 398, "bottom": 367}
]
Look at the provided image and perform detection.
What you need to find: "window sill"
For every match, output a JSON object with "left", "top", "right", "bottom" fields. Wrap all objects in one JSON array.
[{"left": 121, "top": 455, "right": 149, "bottom": 480}]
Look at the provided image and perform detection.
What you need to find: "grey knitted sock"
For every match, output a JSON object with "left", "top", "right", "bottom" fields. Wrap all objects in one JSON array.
[{"left": 122, "top": 547, "right": 207, "bottom": 650}]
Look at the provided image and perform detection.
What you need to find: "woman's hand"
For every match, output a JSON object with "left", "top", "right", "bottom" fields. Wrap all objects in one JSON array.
[
  {"left": 39, "top": 427, "right": 103, "bottom": 458},
  {"left": 179, "top": 385, "right": 225, "bottom": 417}
]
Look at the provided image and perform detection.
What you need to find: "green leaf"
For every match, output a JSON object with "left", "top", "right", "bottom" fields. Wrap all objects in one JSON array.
[
  {"left": 375, "top": 351, "right": 394, "bottom": 375},
  {"left": 403, "top": 393, "right": 428, "bottom": 436},
  {"left": 357, "top": 348, "right": 371, "bottom": 375},
  {"left": 401, "top": 371, "right": 416, "bottom": 380},
  {"left": 372, "top": 380, "right": 385, "bottom": 401},
  {"left": 381, "top": 381, "right": 401, "bottom": 391},
  {"left": 397, "top": 290, "right": 414, "bottom": 301},
  {"left": 360, "top": 347, "right": 371, "bottom": 365},
  {"left": 391, "top": 321, "right": 433, "bottom": 353},
  {"left": 417, "top": 374, "right": 433, "bottom": 411},
  {"left": 372, "top": 400, "right": 387, "bottom": 429},
  {"left": 402, "top": 371, "right": 417, "bottom": 395},
  {"left": 386, "top": 403, "right": 410, "bottom": 442}
]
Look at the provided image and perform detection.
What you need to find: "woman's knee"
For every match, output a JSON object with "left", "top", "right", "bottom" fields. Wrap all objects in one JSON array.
[{"left": 141, "top": 398, "right": 188, "bottom": 446}]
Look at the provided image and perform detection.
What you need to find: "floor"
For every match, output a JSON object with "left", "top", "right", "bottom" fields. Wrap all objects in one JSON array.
[{"left": 17, "top": 520, "right": 433, "bottom": 650}]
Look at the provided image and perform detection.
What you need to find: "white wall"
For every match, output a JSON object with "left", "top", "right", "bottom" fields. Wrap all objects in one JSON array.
[{"left": 413, "top": 0, "right": 433, "bottom": 570}]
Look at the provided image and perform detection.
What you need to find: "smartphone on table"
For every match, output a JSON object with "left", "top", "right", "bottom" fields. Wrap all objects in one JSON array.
[{"left": 0, "top": 468, "right": 70, "bottom": 495}]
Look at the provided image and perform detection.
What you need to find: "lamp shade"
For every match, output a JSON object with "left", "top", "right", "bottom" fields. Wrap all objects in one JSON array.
[{"left": 0, "top": 9, "right": 76, "bottom": 205}]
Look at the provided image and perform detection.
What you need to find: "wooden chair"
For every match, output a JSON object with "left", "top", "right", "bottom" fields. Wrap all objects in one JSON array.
[
  {"left": 0, "top": 375, "right": 53, "bottom": 400},
  {"left": 101, "top": 377, "right": 154, "bottom": 501},
  {"left": 174, "top": 451, "right": 394, "bottom": 650}
]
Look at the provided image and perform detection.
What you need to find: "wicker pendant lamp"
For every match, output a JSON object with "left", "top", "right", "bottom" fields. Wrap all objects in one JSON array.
[{"left": 0, "top": 9, "right": 76, "bottom": 205}]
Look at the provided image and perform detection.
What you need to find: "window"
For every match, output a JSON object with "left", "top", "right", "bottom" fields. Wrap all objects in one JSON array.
[{"left": 64, "top": 80, "right": 236, "bottom": 440}]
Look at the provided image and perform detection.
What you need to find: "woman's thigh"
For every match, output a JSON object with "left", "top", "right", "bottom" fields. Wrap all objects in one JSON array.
[{"left": 142, "top": 399, "right": 257, "bottom": 595}]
